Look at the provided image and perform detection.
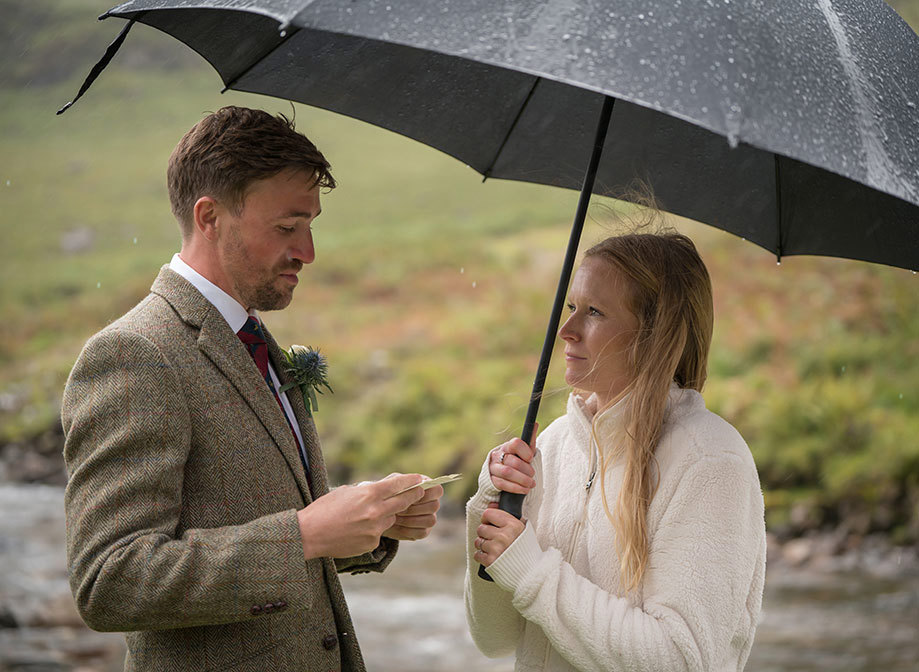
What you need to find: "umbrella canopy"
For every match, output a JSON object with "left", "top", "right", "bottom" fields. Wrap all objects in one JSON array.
[
  {"left": 65, "top": 0, "right": 919, "bottom": 270},
  {"left": 61, "top": 0, "right": 919, "bottom": 568}
]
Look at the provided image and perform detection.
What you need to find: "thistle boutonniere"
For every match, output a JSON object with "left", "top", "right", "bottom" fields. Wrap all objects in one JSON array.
[{"left": 278, "top": 345, "right": 333, "bottom": 415}]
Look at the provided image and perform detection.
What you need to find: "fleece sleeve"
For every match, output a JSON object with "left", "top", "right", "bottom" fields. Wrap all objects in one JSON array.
[
  {"left": 485, "top": 453, "right": 765, "bottom": 672},
  {"left": 62, "top": 328, "right": 317, "bottom": 632},
  {"left": 463, "top": 451, "right": 527, "bottom": 658}
]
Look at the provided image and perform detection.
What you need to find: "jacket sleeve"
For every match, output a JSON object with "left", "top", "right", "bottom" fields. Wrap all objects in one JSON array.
[
  {"left": 485, "top": 452, "right": 766, "bottom": 672},
  {"left": 62, "top": 328, "right": 317, "bottom": 632},
  {"left": 463, "top": 451, "right": 528, "bottom": 658},
  {"left": 334, "top": 537, "right": 399, "bottom": 574}
]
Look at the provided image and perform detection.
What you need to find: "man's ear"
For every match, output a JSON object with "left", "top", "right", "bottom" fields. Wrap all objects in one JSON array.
[{"left": 192, "top": 196, "right": 221, "bottom": 242}]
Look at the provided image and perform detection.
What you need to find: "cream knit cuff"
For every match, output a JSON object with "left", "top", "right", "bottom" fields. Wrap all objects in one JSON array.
[
  {"left": 469, "top": 450, "right": 502, "bottom": 508},
  {"left": 485, "top": 522, "right": 543, "bottom": 593}
]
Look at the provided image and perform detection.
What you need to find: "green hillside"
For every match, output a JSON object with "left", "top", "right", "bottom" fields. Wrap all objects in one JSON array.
[{"left": 1, "top": 0, "right": 917, "bottom": 543}]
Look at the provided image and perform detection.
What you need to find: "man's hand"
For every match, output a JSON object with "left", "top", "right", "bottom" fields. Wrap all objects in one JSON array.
[
  {"left": 382, "top": 477, "right": 444, "bottom": 541},
  {"left": 296, "top": 474, "right": 426, "bottom": 559}
]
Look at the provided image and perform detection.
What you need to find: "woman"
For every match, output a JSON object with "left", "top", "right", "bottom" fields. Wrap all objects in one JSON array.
[{"left": 464, "top": 231, "right": 766, "bottom": 672}]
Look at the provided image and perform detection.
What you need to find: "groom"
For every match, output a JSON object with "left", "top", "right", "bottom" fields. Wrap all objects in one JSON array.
[{"left": 62, "top": 106, "right": 443, "bottom": 671}]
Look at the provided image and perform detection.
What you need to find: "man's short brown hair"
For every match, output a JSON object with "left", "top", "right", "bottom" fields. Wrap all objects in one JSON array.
[{"left": 167, "top": 106, "right": 336, "bottom": 237}]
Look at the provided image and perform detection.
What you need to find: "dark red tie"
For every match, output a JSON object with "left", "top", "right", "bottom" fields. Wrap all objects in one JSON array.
[{"left": 237, "top": 316, "right": 311, "bottom": 483}]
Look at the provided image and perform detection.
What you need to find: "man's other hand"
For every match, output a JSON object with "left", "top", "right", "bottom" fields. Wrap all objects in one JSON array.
[
  {"left": 381, "top": 474, "right": 443, "bottom": 541},
  {"left": 296, "top": 474, "right": 428, "bottom": 559}
]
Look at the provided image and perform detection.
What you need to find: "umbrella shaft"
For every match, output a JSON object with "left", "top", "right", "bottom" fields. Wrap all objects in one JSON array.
[
  {"left": 523, "top": 96, "right": 616, "bottom": 438},
  {"left": 480, "top": 95, "right": 615, "bottom": 583}
]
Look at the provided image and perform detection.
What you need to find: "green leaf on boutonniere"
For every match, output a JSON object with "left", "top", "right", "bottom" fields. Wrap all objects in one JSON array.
[{"left": 278, "top": 345, "right": 333, "bottom": 415}]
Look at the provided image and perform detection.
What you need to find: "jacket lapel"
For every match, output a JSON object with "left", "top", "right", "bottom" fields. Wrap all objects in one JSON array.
[
  {"left": 150, "top": 267, "right": 312, "bottom": 502},
  {"left": 265, "top": 332, "right": 331, "bottom": 498}
]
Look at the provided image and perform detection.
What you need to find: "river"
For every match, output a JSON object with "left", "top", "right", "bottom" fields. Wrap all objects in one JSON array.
[{"left": 1, "top": 485, "right": 916, "bottom": 671}]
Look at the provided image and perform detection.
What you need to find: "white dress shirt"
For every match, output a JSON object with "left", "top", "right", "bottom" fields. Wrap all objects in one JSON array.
[{"left": 169, "top": 254, "right": 307, "bottom": 466}]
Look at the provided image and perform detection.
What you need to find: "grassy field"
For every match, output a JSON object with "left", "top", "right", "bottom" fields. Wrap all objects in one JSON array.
[{"left": 2, "top": 0, "right": 917, "bottom": 542}]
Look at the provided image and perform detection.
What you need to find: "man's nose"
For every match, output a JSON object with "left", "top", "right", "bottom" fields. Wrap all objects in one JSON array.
[{"left": 290, "top": 229, "right": 315, "bottom": 265}]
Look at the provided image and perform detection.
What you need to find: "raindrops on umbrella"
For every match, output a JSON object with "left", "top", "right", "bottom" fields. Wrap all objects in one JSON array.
[{"left": 57, "top": 0, "right": 919, "bottom": 576}]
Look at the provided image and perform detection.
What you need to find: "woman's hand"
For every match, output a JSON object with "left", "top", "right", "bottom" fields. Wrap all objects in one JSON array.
[
  {"left": 488, "top": 425, "right": 537, "bottom": 494},
  {"left": 474, "top": 502, "right": 525, "bottom": 567}
]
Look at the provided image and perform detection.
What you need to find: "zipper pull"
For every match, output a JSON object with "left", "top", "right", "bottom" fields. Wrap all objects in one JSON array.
[{"left": 585, "top": 472, "right": 596, "bottom": 491}]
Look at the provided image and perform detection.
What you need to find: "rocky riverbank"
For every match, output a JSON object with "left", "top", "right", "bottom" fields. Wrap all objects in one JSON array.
[
  {"left": 5, "top": 425, "right": 917, "bottom": 579},
  {"left": 3, "top": 482, "right": 918, "bottom": 672},
  {"left": 0, "top": 483, "right": 126, "bottom": 671},
  {"left": 1, "top": 427, "right": 917, "bottom": 671}
]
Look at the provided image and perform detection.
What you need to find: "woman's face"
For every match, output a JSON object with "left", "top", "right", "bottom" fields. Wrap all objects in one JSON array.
[{"left": 558, "top": 256, "right": 639, "bottom": 408}]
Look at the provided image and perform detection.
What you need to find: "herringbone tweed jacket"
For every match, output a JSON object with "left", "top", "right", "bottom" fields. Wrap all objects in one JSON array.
[{"left": 62, "top": 266, "right": 396, "bottom": 671}]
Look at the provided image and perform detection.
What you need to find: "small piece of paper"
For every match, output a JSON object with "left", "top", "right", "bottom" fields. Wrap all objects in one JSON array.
[{"left": 393, "top": 473, "right": 462, "bottom": 496}]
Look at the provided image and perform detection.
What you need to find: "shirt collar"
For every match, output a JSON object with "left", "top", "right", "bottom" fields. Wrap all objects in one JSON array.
[{"left": 169, "top": 253, "right": 256, "bottom": 333}]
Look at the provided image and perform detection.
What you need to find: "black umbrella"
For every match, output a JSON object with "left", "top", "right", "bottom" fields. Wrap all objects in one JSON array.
[{"left": 61, "top": 0, "right": 919, "bottom": 577}]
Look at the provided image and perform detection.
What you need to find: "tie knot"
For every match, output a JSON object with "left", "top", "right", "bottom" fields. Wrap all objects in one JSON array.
[{"left": 238, "top": 316, "right": 266, "bottom": 345}]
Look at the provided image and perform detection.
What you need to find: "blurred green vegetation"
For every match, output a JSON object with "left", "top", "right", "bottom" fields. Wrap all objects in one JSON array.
[{"left": 1, "top": 0, "right": 917, "bottom": 543}]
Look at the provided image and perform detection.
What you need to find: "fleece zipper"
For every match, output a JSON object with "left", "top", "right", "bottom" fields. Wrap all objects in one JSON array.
[
  {"left": 543, "top": 435, "right": 599, "bottom": 670},
  {"left": 563, "top": 435, "right": 599, "bottom": 561}
]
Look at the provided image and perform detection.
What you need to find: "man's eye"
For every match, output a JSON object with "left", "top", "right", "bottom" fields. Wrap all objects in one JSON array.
[{"left": 279, "top": 226, "right": 295, "bottom": 233}]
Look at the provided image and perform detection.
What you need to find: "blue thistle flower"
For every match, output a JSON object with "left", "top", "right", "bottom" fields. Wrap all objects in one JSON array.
[{"left": 279, "top": 345, "right": 333, "bottom": 414}]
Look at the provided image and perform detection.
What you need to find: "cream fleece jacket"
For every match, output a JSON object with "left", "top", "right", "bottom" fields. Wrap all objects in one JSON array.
[{"left": 464, "top": 386, "right": 766, "bottom": 672}]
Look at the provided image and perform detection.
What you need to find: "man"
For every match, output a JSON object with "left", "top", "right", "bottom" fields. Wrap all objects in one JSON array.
[{"left": 62, "top": 106, "right": 444, "bottom": 671}]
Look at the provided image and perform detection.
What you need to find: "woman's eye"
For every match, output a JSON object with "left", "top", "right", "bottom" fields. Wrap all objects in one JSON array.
[
  {"left": 588, "top": 307, "right": 603, "bottom": 316},
  {"left": 566, "top": 303, "right": 575, "bottom": 312}
]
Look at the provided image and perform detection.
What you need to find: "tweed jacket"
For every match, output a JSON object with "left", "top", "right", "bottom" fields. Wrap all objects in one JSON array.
[{"left": 62, "top": 266, "right": 396, "bottom": 671}]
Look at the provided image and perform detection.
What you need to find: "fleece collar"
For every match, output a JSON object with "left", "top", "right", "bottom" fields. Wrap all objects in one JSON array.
[
  {"left": 565, "top": 383, "right": 702, "bottom": 456},
  {"left": 566, "top": 391, "right": 629, "bottom": 457}
]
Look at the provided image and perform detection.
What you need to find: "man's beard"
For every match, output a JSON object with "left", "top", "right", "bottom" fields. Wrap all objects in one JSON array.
[
  {"left": 224, "top": 223, "right": 298, "bottom": 311},
  {"left": 246, "top": 278, "right": 293, "bottom": 312}
]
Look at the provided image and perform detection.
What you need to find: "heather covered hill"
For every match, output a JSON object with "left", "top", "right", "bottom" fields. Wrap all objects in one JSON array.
[{"left": 1, "top": 0, "right": 917, "bottom": 547}]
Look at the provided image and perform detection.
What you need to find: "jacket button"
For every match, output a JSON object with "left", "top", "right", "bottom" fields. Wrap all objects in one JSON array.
[
  {"left": 263, "top": 603, "right": 276, "bottom": 613},
  {"left": 322, "top": 634, "right": 338, "bottom": 650},
  {"left": 250, "top": 605, "right": 263, "bottom": 616},
  {"left": 274, "top": 601, "right": 287, "bottom": 611}
]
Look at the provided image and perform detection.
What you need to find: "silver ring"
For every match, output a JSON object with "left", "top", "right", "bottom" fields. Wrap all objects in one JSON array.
[{"left": 499, "top": 451, "right": 507, "bottom": 464}]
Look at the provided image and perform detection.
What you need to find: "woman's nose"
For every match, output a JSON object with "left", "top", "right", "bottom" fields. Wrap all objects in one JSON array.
[{"left": 558, "top": 315, "right": 578, "bottom": 341}]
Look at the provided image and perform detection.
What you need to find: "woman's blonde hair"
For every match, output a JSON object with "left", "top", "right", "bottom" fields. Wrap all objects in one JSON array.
[{"left": 583, "top": 230, "right": 713, "bottom": 592}]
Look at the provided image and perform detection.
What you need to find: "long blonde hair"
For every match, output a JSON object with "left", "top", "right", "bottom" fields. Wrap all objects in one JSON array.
[{"left": 584, "top": 231, "right": 713, "bottom": 592}]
